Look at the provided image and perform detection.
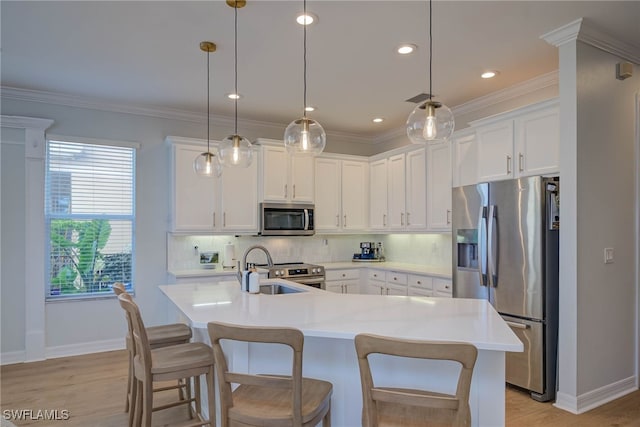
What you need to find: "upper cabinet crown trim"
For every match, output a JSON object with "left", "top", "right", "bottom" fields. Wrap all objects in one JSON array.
[{"left": 469, "top": 98, "right": 558, "bottom": 128}]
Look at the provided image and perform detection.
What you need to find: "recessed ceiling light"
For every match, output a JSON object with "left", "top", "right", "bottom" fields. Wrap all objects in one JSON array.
[
  {"left": 226, "top": 93, "right": 241, "bottom": 100},
  {"left": 372, "top": 117, "right": 384, "bottom": 123},
  {"left": 305, "top": 106, "right": 316, "bottom": 112},
  {"left": 397, "top": 44, "right": 417, "bottom": 55},
  {"left": 296, "top": 12, "right": 317, "bottom": 25},
  {"left": 481, "top": 70, "right": 500, "bottom": 79}
]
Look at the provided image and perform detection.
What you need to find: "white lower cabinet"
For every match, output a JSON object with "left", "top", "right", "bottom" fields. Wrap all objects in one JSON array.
[
  {"left": 325, "top": 269, "right": 361, "bottom": 294},
  {"left": 366, "top": 270, "right": 408, "bottom": 296},
  {"left": 433, "top": 277, "right": 453, "bottom": 297}
]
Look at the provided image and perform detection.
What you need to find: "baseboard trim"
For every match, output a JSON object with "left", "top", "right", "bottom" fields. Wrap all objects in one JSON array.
[
  {"left": 45, "top": 338, "right": 125, "bottom": 360},
  {"left": 554, "top": 376, "right": 638, "bottom": 414},
  {"left": 0, "top": 350, "right": 27, "bottom": 366}
]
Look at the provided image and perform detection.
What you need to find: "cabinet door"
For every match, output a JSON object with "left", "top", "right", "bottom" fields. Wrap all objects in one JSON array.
[
  {"left": 476, "top": 121, "right": 514, "bottom": 182},
  {"left": 290, "top": 155, "right": 314, "bottom": 203},
  {"left": 369, "top": 159, "right": 388, "bottom": 229},
  {"left": 387, "top": 154, "right": 406, "bottom": 230},
  {"left": 405, "top": 148, "right": 427, "bottom": 230},
  {"left": 427, "top": 142, "right": 452, "bottom": 230},
  {"left": 385, "top": 282, "right": 408, "bottom": 296},
  {"left": 515, "top": 106, "right": 559, "bottom": 177},
  {"left": 453, "top": 132, "right": 477, "bottom": 187},
  {"left": 325, "top": 281, "right": 343, "bottom": 294},
  {"left": 220, "top": 158, "right": 258, "bottom": 232},
  {"left": 261, "top": 145, "right": 288, "bottom": 202},
  {"left": 341, "top": 161, "right": 368, "bottom": 230},
  {"left": 343, "top": 279, "right": 360, "bottom": 294},
  {"left": 172, "top": 144, "right": 218, "bottom": 231},
  {"left": 314, "top": 158, "right": 341, "bottom": 231}
]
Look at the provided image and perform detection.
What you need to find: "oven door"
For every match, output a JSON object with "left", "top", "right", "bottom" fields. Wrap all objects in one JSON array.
[
  {"left": 288, "top": 277, "right": 325, "bottom": 290},
  {"left": 260, "top": 203, "right": 315, "bottom": 236}
]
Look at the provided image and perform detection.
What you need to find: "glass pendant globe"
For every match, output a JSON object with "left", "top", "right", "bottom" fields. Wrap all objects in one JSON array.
[
  {"left": 218, "top": 134, "right": 253, "bottom": 167},
  {"left": 194, "top": 152, "right": 222, "bottom": 177},
  {"left": 406, "top": 101, "right": 455, "bottom": 144},
  {"left": 283, "top": 117, "right": 326, "bottom": 156}
]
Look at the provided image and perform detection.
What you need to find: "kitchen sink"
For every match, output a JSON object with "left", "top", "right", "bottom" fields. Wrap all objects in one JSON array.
[{"left": 259, "top": 283, "right": 304, "bottom": 295}]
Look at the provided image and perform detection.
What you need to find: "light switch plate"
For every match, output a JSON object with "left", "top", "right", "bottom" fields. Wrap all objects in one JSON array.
[{"left": 604, "top": 247, "right": 614, "bottom": 264}]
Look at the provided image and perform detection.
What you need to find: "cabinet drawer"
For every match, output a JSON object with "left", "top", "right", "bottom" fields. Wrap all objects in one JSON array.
[
  {"left": 326, "top": 269, "right": 360, "bottom": 281},
  {"left": 408, "top": 274, "right": 433, "bottom": 290},
  {"left": 434, "top": 278, "right": 452, "bottom": 294},
  {"left": 385, "top": 271, "right": 408, "bottom": 285},
  {"left": 368, "top": 269, "right": 385, "bottom": 282},
  {"left": 409, "top": 287, "right": 433, "bottom": 297}
]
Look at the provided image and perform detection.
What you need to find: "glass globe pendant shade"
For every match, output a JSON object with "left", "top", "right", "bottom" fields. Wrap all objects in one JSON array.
[
  {"left": 219, "top": 134, "right": 253, "bottom": 167},
  {"left": 406, "top": 101, "right": 454, "bottom": 145},
  {"left": 284, "top": 117, "right": 326, "bottom": 156},
  {"left": 194, "top": 151, "right": 222, "bottom": 177}
]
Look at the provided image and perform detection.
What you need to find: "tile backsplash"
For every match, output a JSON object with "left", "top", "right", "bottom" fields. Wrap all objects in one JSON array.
[{"left": 167, "top": 233, "right": 451, "bottom": 271}]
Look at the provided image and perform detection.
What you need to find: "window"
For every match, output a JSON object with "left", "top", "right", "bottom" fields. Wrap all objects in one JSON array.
[{"left": 45, "top": 139, "right": 135, "bottom": 299}]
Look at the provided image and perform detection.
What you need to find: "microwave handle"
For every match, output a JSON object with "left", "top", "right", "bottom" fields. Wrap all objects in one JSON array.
[{"left": 304, "top": 209, "right": 309, "bottom": 231}]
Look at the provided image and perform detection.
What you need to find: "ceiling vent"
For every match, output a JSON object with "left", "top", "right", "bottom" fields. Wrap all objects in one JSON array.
[{"left": 405, "top": 93, "right": 432, "bottom": 104}]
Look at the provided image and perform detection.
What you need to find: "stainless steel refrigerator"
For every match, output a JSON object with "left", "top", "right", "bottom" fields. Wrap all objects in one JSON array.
[{"left": 452, "top": 176, "right": 560, "bottom": 402}]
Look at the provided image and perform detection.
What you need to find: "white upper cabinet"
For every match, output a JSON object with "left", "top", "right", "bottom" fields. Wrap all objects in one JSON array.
[
  {"left": 387, "top": 154, "right": 406, "bottom": 230},
  {"left": 168, "top": 136, "right": 258, "bottom": 234},
  {"left": 171, "top": 141, "right": 219, "bottom": 232},
  {"left": 452, "top": 130, "right": 478, "bottom": 187},
  {"left": 405, "top": 148, "right": 427, "bottom": 230},
  {"left": 314, "top": 156, "right": 368, "bottom": 232},
  {"left": 369, "top": 159, "right": 388, "bottom": 230},
  {"left": 427, "top": 141, "right": 452, "bottom": 230},
  {"left": 257, "top": 139, "right": 314, "bottom": 203},
  {"left": 474, "top": 99, "right": 559, "bottom": 183}
]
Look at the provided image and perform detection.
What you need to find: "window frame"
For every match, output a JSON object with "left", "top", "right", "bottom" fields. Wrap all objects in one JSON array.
[{"left": 44, "top": 136, "right": 138, "bottom": 301}]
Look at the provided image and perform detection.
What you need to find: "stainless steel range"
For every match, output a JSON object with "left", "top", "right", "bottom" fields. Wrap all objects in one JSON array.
[{"left": 264, "top": 262, "right": 325, "bottom": 290}]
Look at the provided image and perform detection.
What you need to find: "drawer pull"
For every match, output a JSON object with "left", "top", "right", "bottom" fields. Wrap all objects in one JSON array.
[{"left": 417, "top": 280, "right": 421, "bottom": 285}]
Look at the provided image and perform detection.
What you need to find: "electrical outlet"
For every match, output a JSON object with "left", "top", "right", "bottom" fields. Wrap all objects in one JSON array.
[{"left": 604, "top": 248, "right": 614, "bottom": 264}]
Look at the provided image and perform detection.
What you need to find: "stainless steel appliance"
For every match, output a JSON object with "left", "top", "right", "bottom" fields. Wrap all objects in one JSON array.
[
  {"left": 352, "top": 242, "right": 385, "bottom": 262},
  {"left": 452, "top": 176, "right": 560, "bottom": 402},
  {"left": 259, "top": 203, "right": 314, "bottom": 236},
  {"left": 263, "top": 262, "right": 325, "bottom": 289}
]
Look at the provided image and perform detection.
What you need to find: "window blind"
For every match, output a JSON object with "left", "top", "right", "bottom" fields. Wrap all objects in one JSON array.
[{"left": 45, "top": 140, "right": 135, "bottom": 299}]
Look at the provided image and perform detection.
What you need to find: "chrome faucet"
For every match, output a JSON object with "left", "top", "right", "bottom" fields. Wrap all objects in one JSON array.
[{"left": 237, "top": 245, "right": 274, "bottom": 282}]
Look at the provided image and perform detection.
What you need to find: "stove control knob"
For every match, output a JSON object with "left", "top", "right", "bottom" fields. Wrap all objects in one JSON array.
[
  {"left": 274, "top": 271, "right": 281, "bottom": 276},
  {"left": 312, "top": 268, "right": 318, "bottom": 273},
  {"left": 278, "top": 270, "right": 285, "bottom": 276}
]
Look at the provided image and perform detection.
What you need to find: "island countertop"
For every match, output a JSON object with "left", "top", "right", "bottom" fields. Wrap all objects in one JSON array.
[{"left": 159, "top": 280, "right": 522, "bottom": 353}]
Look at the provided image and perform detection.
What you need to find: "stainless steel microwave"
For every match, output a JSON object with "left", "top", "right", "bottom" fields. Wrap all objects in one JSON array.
[{"left": 259, "top": 203, "right": 314, "bottom": 236}]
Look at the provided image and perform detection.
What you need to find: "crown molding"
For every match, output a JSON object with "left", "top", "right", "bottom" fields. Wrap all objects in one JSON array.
[
  {"left": 542, "top": 18, "right": 640, "bottom": 65},
  {"left": 0, "top": 114, "right": 54, "bottom": 131},
  {"left": 0, "top": 86, "right": 372, "bottom": 145},
  {"left": 373, "top": 70, "right": 559, "bottom": 145}
]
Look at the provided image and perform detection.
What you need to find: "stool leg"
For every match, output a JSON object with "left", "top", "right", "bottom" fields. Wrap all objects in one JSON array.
[
  {"left": 206, "top": 365, "right": 216, "bottom": 427},
  {"left": 194, "top": 375, "right": 202, "bottom": 421},
  {"left": 126, "top": 348, "right": 133, "bottom": 413},
  {"left": 323, "top": 406, "right": 332, "bottom": 427},
  {"left": 186, "top": 378, "right": 193, "bottom": 419},
  {"left": 128, "top": 376, "right": 137, "bottom": 427},
  {"left": 142, "top": 379, "right": 153, "bottom": 427},
  {"left": 133, "top": 378, "right": 143, "bottom": 427}
]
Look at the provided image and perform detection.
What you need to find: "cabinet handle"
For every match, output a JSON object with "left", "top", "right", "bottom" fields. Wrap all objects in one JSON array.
[
  {"left": 446, "top": 209, "right": 452, "bottom": 225},
  {"left": 223, "top": 212, "right": 226, "bottom": 227},
  {"left": 386, "top": 288, "right": 390, "bottom": 295},
  {"left": 406, "top": 212, "right": 410, "bottom": 226},
  {"left": 213, "top": 212, "right": 216, "bottom": 228},
  {"left": 284, "top": 184, "right": 288, "bottom": 198},
  {"left": 506, "top": 155, "right": 512, "bottom": 174},
  {"left": 336, "top": 214, "right": 340, "bottom": 227},
  {"left": 518, "top": 153, "right": 524, "bottom": 172},
  {"left": 417, "top": 280, "right": 422, "bottom": 285},
  {"left": 342, "top": 273, "right": 346, "bottom": 277},
  {"left": 383, "top": 214, "right": 387, "bottom": 227},
  {"left": 293, "top": 184, "right": 296, "bottom": 199},
  {"left": 445, "top": 284, "right": 450, "bottom": 289},
  {"left": 401, "top": 212, "right": 404, "bottom": 226},
  {"left": 344, "top": 215, "right": 347, "bottom": 228},
  {"left": 380, "top": 286, "right": 384, "bottom": 295}
]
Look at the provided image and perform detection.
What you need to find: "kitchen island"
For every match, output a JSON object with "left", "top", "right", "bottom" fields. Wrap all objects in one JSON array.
[{"left": 160, "top": 280, "right": 522, "bottom": 426}]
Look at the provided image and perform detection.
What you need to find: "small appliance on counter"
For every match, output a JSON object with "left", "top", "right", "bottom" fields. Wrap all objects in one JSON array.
[
  {"left": 352, "top": 242, "right": 385, "bottom": 262},
  {"left": 222, "top": 243, "right": 236, "bottom": 270},
  {"left": 199, "top": 251, "right": 219, "bottom": 269}
]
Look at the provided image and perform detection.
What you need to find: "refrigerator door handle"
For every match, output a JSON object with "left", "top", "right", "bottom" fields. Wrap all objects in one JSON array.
[
  {"left": 505, "top": 320, "right": 530, "bottom": 330},
  {"left": 478, "top": 206, "right": 488, "bottom": 286},
  {"left": 487, "top": 204, "right": 497, "bottom": 287}
]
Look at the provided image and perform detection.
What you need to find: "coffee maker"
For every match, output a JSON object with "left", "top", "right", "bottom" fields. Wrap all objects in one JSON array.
[{"left": 352, "top": 242, "right": 385, "bottom": 262}]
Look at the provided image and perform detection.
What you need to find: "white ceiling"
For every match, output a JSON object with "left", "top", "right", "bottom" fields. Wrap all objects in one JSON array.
[{"left": 2, "top": 1, "right": 639, "bottom": 139}]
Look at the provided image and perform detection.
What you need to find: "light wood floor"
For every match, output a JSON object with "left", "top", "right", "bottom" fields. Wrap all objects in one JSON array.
[{"left": 1, "top": 350, "right": 639, "bottom": 426}]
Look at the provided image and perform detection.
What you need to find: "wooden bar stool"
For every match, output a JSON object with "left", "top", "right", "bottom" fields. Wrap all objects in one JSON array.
[
  {"left": 354, "top": 334, "right": 477, "bottom": 427},
  {"left": 113, "top": 283, "right": 193, "bottom": 419},
  {"left": 207, "top": 321, "right": 333, "bottom": 427},
  {"left": 118, "top": 293, "right": 215, "bottom": 427}
]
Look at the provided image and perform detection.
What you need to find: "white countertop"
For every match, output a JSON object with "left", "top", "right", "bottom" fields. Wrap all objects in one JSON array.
[
  {"left": 159, "top": 280, "right": 521, "bottom": 352},
  {"left": 170, "top": 262, "right": 451, "bottom": 279}
]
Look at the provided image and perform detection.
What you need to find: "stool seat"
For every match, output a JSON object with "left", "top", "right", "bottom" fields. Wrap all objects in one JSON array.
[{"left": 146, "top": 323, "right": 192, "bottom": 348}]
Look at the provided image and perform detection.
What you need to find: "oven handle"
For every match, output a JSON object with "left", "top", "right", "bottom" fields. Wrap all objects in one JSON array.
[{"left": 289, "top": 277, "right": 325, "bottom": 285}]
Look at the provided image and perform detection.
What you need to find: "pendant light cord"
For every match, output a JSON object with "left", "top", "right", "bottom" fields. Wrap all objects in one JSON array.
[
  {"left": 303, "top": 0, "right": 307, "bottom": 119},
  {"left": 429, "top": 0, "right": 432, "bottom": 101},
  {"left": 234, "top": 4, "right": 239, "bottom": 135},
  {"left": 206, "top": 49, "right": 210, "bottom": 151}
]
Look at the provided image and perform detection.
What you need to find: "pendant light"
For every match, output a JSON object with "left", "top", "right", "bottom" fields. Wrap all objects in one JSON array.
[
  {"left": 283, "top": 0, "right": 326, "bottom": 156},
  {"left": 218, "top": 0, "right": 253, "bottom": 168},
  {"left": 194, "top": 41, "right": 223, "bottom": 177},
  {"left": 406, "top": 0, "right": 454, "bottom": 144}
]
